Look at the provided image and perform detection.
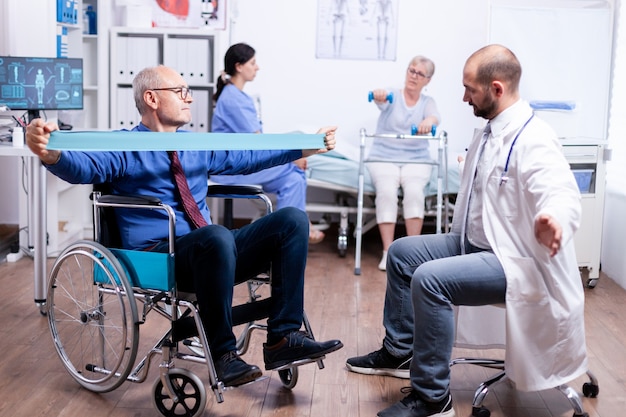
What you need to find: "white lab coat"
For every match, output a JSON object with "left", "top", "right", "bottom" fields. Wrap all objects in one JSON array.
[{"left": 451, "top": 100, "right": 588, "bottom": 392}]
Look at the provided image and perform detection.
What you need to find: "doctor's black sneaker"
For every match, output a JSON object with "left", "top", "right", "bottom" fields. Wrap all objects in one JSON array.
[
  {"left": 346, "top": 346, "right": 411, "bottom": 378},
  {"left": 377, "top": 389, "right": 455, "bottom": 417}
]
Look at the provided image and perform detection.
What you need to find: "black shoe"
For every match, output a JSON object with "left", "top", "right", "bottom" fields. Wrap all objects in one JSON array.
[
  {"left": 263, "top": 331, "right": 343, "bottom": 370},
  {"left": 214, "top": 351, "right": 262, "bottom": 387},
  {"left": 346, "top": 346, "right": 411, "bottom": 378},
  {"left": 378, "top": 389, "right": 455, "bottom": 417}
]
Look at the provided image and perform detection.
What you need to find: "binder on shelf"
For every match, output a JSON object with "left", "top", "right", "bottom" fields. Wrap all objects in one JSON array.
[
  {"left": 189, "top": 88, "right": 210, "bottom": 132},
  {"left": 71, "top": 0, "right": 79, "bottom": 24},
  {"left": 56, "top": 26, "right": 69, "bottom": 58},
  {"left": 115, "top": 87, "right": 141, "bottom": 130},
  {"left": 56, "top": 0, "right": 63, "bottom": 22},
  {"left": 114, "top": 35, "right": 128, "bottom": 83}
]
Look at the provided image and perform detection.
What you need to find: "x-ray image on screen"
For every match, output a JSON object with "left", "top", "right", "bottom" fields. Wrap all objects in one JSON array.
[{"left": 0, "top": 56, "right": 83, "bottom": 113}]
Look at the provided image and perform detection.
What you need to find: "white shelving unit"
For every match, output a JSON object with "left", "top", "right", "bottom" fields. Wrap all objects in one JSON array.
[
  {"left": 562, "top": 140, "right": 609, "bottom": 288},
  {"left": 60, "top": 0, "right": 110, "bottom": 130},
  {"left": 110, "top": 27, "right": 217, "bottom": 132}
]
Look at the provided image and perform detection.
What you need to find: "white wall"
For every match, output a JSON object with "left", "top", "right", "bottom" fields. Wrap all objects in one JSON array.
[
  {"left": 0, "top": 0, "right": 57, "bottom": 224},
  {"left": 220, "top": 0, "right": 490, "bottom": 159},
  {"left": 602, "top": 0, "right": 626, "bottom": 288}
]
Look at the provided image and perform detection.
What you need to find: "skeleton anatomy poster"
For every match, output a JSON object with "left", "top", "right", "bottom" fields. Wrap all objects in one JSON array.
[{"left": 316, "top": 0, "right": 399, "bottom": 61}]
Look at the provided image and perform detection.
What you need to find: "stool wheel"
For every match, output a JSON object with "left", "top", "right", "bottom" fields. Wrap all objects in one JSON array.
[{"left": 582, "top": 382, "right": 599, "bottom": 398}]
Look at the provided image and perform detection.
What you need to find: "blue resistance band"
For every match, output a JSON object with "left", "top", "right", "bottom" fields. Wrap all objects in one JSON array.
[{"left": 47, "top": 130, "right": 324, "bottom": 151}]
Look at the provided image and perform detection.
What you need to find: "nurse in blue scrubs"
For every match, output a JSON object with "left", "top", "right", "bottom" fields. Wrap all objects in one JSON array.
[{"left": 210, "top": 43, "right": 325, "bottom": 244}]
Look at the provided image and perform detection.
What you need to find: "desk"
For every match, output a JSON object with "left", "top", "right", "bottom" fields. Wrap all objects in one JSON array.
[{"left": 0, "top": 146, "right": 47, "bottom": 312}]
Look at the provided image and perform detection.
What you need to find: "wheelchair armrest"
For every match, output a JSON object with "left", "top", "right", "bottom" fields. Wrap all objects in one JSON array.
[
  {"left": 207, "top": 184, "right": 264, "bottom": 197},
  {"left": 97, "top": 194, "right": 162, "bottom": 206},
  {"left": 207, "top": 184, "right": 273, "bottom": 226}
]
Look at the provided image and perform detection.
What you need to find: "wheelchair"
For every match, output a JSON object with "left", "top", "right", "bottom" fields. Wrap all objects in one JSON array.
[{"left": 46, "top": 184, "right": 325, "bottom": 417}]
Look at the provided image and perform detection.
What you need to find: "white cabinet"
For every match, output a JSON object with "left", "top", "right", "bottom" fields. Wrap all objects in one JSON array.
[
  {"left": 562, "top": 141, "right": 609, "bottom": 288},
  {"left": 110, "top": 27, "right": 217, "bottom": 132}
]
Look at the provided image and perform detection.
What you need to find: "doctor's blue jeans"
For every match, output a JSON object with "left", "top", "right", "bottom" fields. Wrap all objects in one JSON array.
[
  {"left": 155, "top": 207, "right": 309, "bottom": 359},
  {"left": 384, "top": 233, "right": 507, "bottom": 402}
]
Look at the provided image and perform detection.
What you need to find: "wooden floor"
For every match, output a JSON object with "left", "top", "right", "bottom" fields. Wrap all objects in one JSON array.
[{"left": 0, "top": 225, "right": 625, "bottom": 417}]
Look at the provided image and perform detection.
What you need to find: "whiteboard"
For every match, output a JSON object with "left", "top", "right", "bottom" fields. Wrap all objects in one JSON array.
[{"left": 489, "top": 2, "right": 612, "bottom": 140}]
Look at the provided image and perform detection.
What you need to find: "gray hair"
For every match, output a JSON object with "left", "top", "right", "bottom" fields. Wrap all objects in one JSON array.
[
  {"left": 409, "top": 55, "right": 435, "bottom": 78},
  {"left": 132, "top": 66, "right": 163, "bottom": 115}
]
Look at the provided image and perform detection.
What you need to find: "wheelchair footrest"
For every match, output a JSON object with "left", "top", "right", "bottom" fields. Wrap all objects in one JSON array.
[
  {"left": 232, "top": 298, "right": 272, "bottom": 327},
  {"left": 272, "top": 355, "right": 326, "bottom": 372},
  {"left": 221, "top": 375, "right": 270, "bottom": 391},
  {"left": 172, "top": 317, "right": 199, "bottom": 342}
]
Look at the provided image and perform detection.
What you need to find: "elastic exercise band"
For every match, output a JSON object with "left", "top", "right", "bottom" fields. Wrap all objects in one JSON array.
[{"left": 48, "top": 131, "right": 324, "bottom": 151}]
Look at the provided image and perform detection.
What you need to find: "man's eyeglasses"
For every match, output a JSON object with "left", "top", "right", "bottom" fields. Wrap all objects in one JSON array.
[
  {"left": 151, "top": 86, "right": 193, "bottom": 100},
  {"left": 407, "top": 68, "right": 430, "bottom": 79}
]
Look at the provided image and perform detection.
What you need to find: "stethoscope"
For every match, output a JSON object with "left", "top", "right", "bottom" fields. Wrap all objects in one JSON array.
[{"left": 499, "top": 114, "right": 535, "bottom": 186}]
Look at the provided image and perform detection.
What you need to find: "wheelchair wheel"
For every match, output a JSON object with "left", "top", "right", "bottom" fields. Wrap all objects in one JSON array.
[
  {"left": 152, "top": 368, "right": 207, "bottom": 417},
  {"left": 278, "top": 367, "right": 299, "bottom": 389},
  {"left": 47, "top": 240, "right": 139, "bottom": 393},
  {"left": 472, "top": 406, "right": 491, "bottom": 417}
]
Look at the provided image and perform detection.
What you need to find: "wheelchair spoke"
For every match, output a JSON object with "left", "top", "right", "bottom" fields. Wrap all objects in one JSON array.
[{"left": 47, "top": 241, "right": 139, "bottom": 393}]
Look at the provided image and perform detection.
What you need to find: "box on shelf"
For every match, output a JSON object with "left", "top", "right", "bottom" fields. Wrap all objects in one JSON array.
[{"left": 57, "top": 0, "right": 78, "bottom": 24}]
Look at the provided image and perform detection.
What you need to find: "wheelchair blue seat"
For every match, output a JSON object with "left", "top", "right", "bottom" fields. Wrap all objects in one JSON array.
[{"left": 94, "top": 249, "right": 175, "bottom": 292}]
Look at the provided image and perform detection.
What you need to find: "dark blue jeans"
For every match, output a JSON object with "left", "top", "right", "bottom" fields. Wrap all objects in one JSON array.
[{"left": 154, "top": 207, "right": 309, "bottom": 358}]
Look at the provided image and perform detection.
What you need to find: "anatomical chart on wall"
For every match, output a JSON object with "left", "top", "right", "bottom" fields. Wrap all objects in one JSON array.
[{"left": 316, "top": 0, "right": 399, "bottom": 61}]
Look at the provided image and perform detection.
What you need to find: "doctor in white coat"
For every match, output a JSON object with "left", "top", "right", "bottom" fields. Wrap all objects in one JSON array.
[{"left": 346, "top": 44, "right": 587, "bottom": 417}]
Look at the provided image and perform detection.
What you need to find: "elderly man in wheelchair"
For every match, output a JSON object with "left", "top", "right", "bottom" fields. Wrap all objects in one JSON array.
[{"left": 26, "top": 65, "right": 342, "bottom": 416}]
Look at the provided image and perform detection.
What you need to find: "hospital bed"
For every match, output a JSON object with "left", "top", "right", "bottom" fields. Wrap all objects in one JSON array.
[{"left": 306, "top": 128, "right": 459, "bottom": 275}]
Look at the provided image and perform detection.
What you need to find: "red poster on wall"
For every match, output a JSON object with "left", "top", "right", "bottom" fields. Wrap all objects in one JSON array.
[{"left": 152, "top": 0, "right": 226, "bottom": 29}]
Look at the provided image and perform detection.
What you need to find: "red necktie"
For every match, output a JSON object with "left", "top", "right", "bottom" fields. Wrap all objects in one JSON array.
[{"left": 168, "top": 151, "right": 209, "bottom": 229}]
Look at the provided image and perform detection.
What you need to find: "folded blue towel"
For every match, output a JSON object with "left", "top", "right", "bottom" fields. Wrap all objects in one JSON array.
[{"left": 529, "top": 100, "right": 576, "bottom": 111}]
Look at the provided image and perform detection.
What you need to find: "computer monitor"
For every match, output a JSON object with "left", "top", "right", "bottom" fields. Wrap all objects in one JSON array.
[{"left": 0, "top": 56, "right": 84, "bottom": 121}]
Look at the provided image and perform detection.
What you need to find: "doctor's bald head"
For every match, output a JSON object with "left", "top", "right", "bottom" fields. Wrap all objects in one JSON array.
[
  {"left": 463, "top": 44, "right": 522, "bottom": 120},
  {"left": 467, "top": 44, "right": 521, "bottom": 93}
]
